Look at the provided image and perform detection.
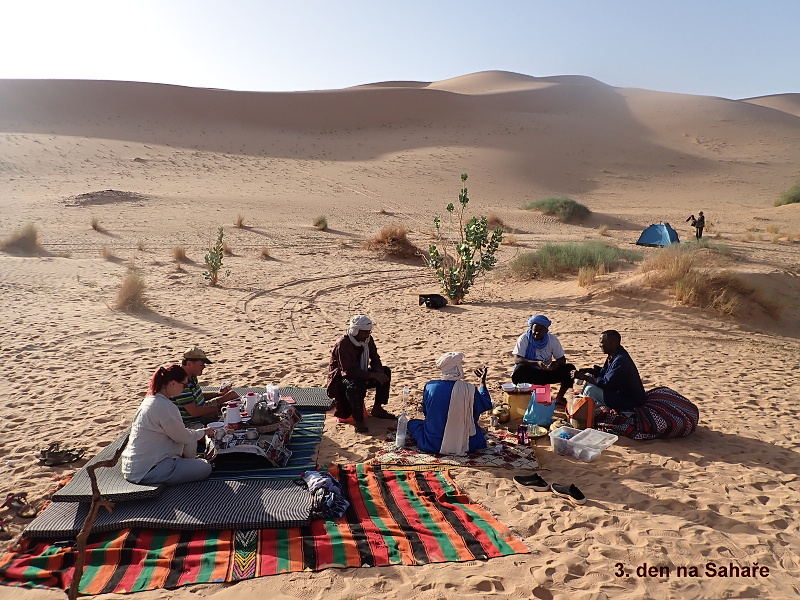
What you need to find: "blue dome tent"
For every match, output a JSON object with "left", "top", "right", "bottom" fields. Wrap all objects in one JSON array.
[{"left": 636, "top": 222, "right": 680, "bottom": 247}]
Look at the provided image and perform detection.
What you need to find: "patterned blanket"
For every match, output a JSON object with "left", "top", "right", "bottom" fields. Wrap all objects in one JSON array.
[
  {"left": 594, "top": 386, "right": 699, "bottom": 440},
  {"left": 0, "top": 465, "right": 528, "bottom": 595},
  {"left": 368, "top": 428, "right": 540, "bottom": 471}
]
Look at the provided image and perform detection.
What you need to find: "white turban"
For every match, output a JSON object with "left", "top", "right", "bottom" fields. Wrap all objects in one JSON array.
[
  {"left": 347, "top": 314, "right": 373, "bottom": 336},
  {"left": 436, "top": 352, "right": 465, "bottom": 381}
]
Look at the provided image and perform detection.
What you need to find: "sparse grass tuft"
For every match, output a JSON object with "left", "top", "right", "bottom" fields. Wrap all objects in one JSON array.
[
  {"left": 639, "top": 244, "right": 780, "bottom": 317},
  {"left": 101, "top": 245, "right": 116, "bottom": 261},
  {"left": 510, "top": 241, "right": 640, "bottom": 279},
  {"left": 90, "top": 217, "right": 104, "bottom": 232},
  {"left": 1, "top": 223, "right": 43, "bottom": 255},
  {"left": 597, "top": 225, "right": 610, "bottom": 236},
  {"left": 260, "top": 245, "right": 271, "bottom": 259},
  {"left": 362, "top": 226, "right": 421, "bottom": 258},
  {"left": 766, "top": 224, "right": 779, "bottom": 234},
  {"left": 136, "top": 239, "right": 146, "bottom": 252},
  {"left": 114, "top": 272, "right": 148, "bottom": 313},
  {"left": 502, "top": 232, "right": 519, "bottom": 246},
  {"left": 234, "top": 214, "right": 245, "bottom": 228},
  {"left": 523, "top": 196, "right": 591, "bottom": 222},
  {"left": 172, "top": 245, "right": 189, "bottom": 263},
  {"left": 313, "top": 215, "right": 328, "bottom": 230},
  {"left": 578, "top": 266, "right": 598, "bottom": 287},
  {"left": 223, "top": 242, "right": 234, "bottom": 256},
  {"left": 775, "top": 181, "right": 800, "bottom": 206},
  {"left": 487, "top": 212, "right": 507, "bottom": 231}
]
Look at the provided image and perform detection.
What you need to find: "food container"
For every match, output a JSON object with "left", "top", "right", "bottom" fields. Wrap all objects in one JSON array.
[
  {"left": 548, "top": 426, "right": 618, "bottom": 462},
  {"left": 516, "top": 382, "right": 532, "bottom": 392},
  {"left": 506, "top": 384, "right": 551, "bottom": 420},
  {"left": 500, "top": 382, "right": 517, "bottom": 393}
]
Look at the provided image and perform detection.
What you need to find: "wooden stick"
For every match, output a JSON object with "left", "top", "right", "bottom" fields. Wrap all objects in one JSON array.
[{"left": 68, "top": 436, "right": 128, "bottom": 600}]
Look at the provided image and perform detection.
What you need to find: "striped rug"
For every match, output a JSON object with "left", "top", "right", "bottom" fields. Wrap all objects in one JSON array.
[{"left": 0, "top": 465, "right": 528, "bottom": 595}]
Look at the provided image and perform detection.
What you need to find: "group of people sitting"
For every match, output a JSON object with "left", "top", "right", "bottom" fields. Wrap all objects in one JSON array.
[
  {"left": 121, "top": 311, "right": 696, "bottom": 488},
  {"left": 324, "top": 313, "right": 665, "bottom": 456}
]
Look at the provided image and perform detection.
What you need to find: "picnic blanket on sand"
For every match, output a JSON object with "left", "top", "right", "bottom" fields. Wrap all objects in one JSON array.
[
  {"left": 595, "top": 386, "right": 699, "bottom": 440},
  {"left": 0, "top": 464, "right": 529, "bottom": 595},
  {"left": 368, "top": 428, "right": 541, "bottom": 471}
]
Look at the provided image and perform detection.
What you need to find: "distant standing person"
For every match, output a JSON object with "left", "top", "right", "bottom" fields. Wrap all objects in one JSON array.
[{"left": 692, "top": 211, "right": 705, "bottom": 239}]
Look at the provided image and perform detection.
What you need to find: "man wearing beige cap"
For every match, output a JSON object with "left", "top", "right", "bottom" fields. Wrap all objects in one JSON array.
[{"left": 172, "top": 346, "right": 238, "bottom": 424}]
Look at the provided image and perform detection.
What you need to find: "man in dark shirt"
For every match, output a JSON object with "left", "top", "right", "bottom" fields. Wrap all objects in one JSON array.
[
  {"left": 326, "top": 315, "right": 394, "bottom": 433},
  {"left": 573, "top": 330, "right": 646, "bottom": 411},
  {"left": 692, "top": 211, "right": 705, "bottom": 239}
]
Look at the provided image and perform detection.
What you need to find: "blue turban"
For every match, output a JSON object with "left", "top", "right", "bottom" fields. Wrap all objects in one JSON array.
[{"left": 528, "top": 315, "right": 551, "bottom": 329}]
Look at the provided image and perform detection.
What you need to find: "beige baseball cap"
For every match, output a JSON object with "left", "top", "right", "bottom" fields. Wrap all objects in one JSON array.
[{"left": 183, "top": 346, "right": 212, "bottom": 364}]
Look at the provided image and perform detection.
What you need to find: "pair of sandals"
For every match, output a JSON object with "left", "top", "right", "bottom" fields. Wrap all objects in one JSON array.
[
  {"left": 36, "top": 442, "right": 85, "bottom": 467},
  {"left": 514, "top": 473, "right": 586, "bottom": 505},
  {"left": 2, "top": 492, "right": 37, "bottom": 519}
]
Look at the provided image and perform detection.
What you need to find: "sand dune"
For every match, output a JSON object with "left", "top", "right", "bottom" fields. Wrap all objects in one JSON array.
[{"left": 1, "top": 71, "right": 800, "bottom": 599}]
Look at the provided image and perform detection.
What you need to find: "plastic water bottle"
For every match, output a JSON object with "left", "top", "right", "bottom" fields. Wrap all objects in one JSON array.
[
  {"left": 402, "top": 386, "right": 410, "bottom": 402},
  {"left": 395, "top": 411, "right": 408, "bottom": 448}
]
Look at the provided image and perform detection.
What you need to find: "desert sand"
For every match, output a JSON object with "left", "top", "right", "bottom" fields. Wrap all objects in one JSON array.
[{"left": 1, "top": 71, "right": 799, "bottom": 599}]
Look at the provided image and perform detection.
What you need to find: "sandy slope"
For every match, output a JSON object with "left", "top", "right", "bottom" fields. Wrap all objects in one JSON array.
[{"left": 1, "top": 71, "right": 800, "bottom": 599}]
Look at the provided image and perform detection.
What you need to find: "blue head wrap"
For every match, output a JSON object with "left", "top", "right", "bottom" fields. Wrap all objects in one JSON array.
[{"left": 524, "top": 315, "right": 551, "bottom": 357}]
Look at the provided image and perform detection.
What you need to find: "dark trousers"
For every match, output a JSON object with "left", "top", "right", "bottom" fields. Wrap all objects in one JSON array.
[
  {"left": 337, "top": 366, "right": 391, "bottom": 420},
  {"left": 695, "top": 227, "right": 704, "bottom": 239},
  {"left": 511, "top": 362, "right": 576, "bottom": 396}
]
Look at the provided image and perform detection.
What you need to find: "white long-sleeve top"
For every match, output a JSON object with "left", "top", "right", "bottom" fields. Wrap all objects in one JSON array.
[{"left": 121, "top": 392, "right": 207, "bottom": 483}]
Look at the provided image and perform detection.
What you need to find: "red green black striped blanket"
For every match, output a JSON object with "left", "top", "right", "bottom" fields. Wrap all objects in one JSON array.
[{"left": 0, "top": 464, "right": 528, "bottom": 595}]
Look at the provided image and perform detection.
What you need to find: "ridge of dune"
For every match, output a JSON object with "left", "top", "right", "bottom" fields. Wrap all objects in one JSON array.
[{"left": 741, "top": 93, "right": 800, "bottom": 118}]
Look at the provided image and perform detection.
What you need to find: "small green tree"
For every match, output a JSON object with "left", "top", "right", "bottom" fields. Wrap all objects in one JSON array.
[
  {"left": 425, "top": 173, "right": 503, "bottom": 304},
  {"left": 204, "top": 227, "right": 231, "bottom": 286}
]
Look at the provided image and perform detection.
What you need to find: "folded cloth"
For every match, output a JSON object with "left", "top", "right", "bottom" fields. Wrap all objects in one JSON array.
[{"left": 594, "top": 386, "right": 699, "bottom": 440}]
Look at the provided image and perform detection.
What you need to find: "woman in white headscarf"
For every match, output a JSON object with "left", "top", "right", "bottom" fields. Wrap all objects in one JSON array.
[{"left": 406, "top": 352, "right": 492, "bottom": 455}]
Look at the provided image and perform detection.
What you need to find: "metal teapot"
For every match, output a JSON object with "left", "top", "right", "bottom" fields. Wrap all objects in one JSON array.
[{"left": 491, "top": 403, "right": 512, "bottom": 424}]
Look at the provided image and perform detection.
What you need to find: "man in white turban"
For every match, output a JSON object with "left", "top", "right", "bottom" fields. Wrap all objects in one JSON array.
[
  {"left": 406, "top": 352, "right": 492, "bottom": 455},
  {"left": 326, "top": 315, "right": 394, "bottom": 433}
]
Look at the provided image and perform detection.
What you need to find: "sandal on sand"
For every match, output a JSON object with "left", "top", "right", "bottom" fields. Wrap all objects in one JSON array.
[
  {"left": 513, "top": 474, "right": 550, "bottom": 492},
  {"left": 37, "top": 443, "right": 85, "bottom": 467},
  {"left": 2, "top": 493, "right": 37, "bottom": 519},
  {"left": 551, "top": 483, "right": 586, "bottom": 506}
]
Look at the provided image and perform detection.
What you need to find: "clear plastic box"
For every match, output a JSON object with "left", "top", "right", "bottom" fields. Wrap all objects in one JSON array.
[{"left": 548, "top": 426, "right": 618, "bottom": 462}]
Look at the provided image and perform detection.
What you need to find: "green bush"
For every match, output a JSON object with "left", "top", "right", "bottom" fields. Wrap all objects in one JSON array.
[
  {"left": 204, "top": 227, "right": 231, "bottom": 286},
  {"left": 775, "top": 181, "right": 800, "bottom": 206},
  {"left": 524, "top": 196, "right": 591, "bottom": 222},
  {"left": 510, "top": 241, "right": 640, "bottom": 279},
  {"left": 425, "top": 173, "right": 503, "bottom": 304}
]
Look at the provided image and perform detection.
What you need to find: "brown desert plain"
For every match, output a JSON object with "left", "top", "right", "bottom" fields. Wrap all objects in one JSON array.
[{"left": 1, "top": 71, "right": 800, "bottom": 599}]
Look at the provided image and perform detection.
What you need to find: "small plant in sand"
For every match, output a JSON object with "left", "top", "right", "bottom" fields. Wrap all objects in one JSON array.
[
  {"left": 765, "top": 224, "right": 779, "bottom": 234},
  {"left": 1, "top": 223, "right": 43, "bottom": 256},
  {"left": 597, "top": 225, "right": 610, "bottom": 236},
  {"left": 502, "top": 231, "right": 519, "bottom": 246},
  {"left": 510, "top": 241, "right": 639, "bottom": 279},
  {"left": 775, "top": 179, "right": 800, "bottom": 206},
  {"left": 524, "top": 196, "right": 591, "bottom": 222},
  {"left": 362, "top": 226, "right": 421, "bottom": 259},
  {"left": 313, "top": 215, "right": 328, "bottom": 230},
  {"left": 578, "top": 266, "right": 598, "bottom": 287},
  {"left": 114, "top": 272, "right": 148, "bottom": 313},
  {"left": 101, "top": 245, "right": 116, "bottom": 261},
  {"left": 487, "top": 212, "right": 507, "bottom": 232},
  {"left": 90, "top": 217, "right": 104, "bottom": 232},
  {"left": 425, "top": 173, "right": 503, "bottom": 304},
  {"left": 260, "top": 245, "right": 271, "bottom": 259},
  {"left": 223, "top": 241, "right": 234, "bottom": 256},
  {"left": 234, "top": 214, "right": 246, "bottom": 228},
  {"left": 172, "top": 245, "right": 189, "bottom": 263},
  {"left": 136, "top": 239, "right": 146, "bottom": 252},
  {"left": 203, "top": 227, "right": 231, "bottom": 286}
]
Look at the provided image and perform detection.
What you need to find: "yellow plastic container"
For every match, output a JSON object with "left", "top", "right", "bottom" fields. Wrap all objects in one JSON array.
[{"left": 506, "top": 384, "right": 551, "bottom": 419}]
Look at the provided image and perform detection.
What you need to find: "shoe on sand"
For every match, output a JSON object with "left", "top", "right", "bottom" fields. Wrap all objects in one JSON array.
[
  {"left": 370, "top": 407, "right": 397, "bottom": 420},
  {"left": 551, "top": 483, "right": 586, "bottom": 505},
  {"left": 354, "top": 421, "right": 369, "bottom": 434},
  {"left": 513, "top": 474, "right": 550, "bottom": 492}
]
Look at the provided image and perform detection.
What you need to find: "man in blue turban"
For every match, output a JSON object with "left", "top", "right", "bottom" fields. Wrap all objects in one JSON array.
[{"left": 511, "top": 314, "right": 576, "bottom": 405}]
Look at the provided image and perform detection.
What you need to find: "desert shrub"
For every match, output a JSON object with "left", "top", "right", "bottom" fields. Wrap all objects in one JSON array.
[
  {"left": 524, "top": 196, "right": 591, "bottom": 222},
  {"left": 114, "top": 272, "right": 148, "bottom": 312},
  {"left": 487, "top": 212, "right": 507, "bottom": 231},
  {"left": 0, "top": 223, "right": 43, "bottom": 255},
  {"left": 362, "top": 226, "right": 421, "bottom": 258},
  {"left": 260, "top": 245, "right": 271, "bottom": 259},
  {"left": 313, "top": 215, "right": 328, "bottom": 230},
  {"left": 425, "top": 173, "right": 503, "bottom": 304},
  {"left": 775, "top": 180, "right": 800, "bottom": 206},
  {"left": 597, "top": 225, "right": 610, "bottom": 236},
  {"left": 234, "top": 214, "right": 245, "bottom": 228},
  {"left": 223, "top": 241, "right": 234, "bottom": 256},
  {"left": 578, "top": 266, "right": 598, "bottom": 287},
  {"left": 502, "top": 232, "right": 519, "bottom": 246},
  {"left": 101, "top": 245, "right": 116, "bottom": 261},
  {"left": 91, "top": 217, "right": 104, "bottom": 232},
  {"left": 204, "top": 227, "right": 230, "bottom": 286},
  {"left": 510, "top": 241, "right": 639, "bottom": 279},
  {"left": 766, "top": 224, "right": 779, "bottom": 234},
  {"left": 639, "top": 245, "right": 780, "bottom": 317},
  {"left": 172, "top": 246, "right": 189, "bottom": 263}
]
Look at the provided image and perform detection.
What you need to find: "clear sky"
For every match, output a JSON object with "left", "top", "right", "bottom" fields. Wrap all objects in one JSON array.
[{"left": 2, "top": 0, "right": 797, "bottom": 100}]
